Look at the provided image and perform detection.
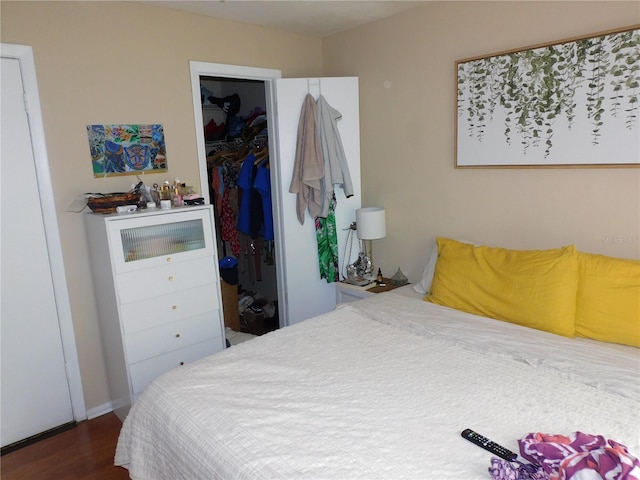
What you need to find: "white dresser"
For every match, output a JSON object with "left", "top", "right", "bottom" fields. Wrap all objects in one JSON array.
[{"left": 85, "top": 205, "right": 225, "bottom": 420}]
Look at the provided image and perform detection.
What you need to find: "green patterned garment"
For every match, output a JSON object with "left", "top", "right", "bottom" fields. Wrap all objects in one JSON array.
[{"left": 315, "top": 195, "right": 339, "bottom": 283}]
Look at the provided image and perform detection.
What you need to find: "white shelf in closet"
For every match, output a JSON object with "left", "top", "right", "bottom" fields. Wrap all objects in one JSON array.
[
  {"left": 202, "top": 104, "right": 226, "bottom": 121},
  {"left": 203, "top": 104, "right": 228, "bottom": 148},
  {"left": 84, "top": 205, "right": 226, "bottom": 421}
]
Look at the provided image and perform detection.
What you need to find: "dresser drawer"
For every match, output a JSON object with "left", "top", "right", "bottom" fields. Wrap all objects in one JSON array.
[
  {"left": 125, "top": 312, "right": 221, "bottom": 364},
  {"left": 120, "top": 283, "right": 219, "bottom": 335},
  {"left": 116, "top": 256, "right": 216, "bottom": 304},
  {"left": 129, "top": 339, "right": 222, "bottom": 395},
  {"left": 108, "top": 207, "right": 215, "bottom": 274}
]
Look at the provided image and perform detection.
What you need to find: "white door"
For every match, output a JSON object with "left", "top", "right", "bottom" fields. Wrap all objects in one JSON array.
[
  {"left": 273, "top": 78, "right": 361, "bottom": 325},
  {"left": 1, "top": 53, "right": 77, "bottom": 447}
]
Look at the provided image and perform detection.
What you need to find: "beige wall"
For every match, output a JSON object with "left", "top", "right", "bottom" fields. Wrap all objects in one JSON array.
[
  {"left": 2, "top": 1, "right": 639, "bottom": 414},
  {"left": 1, "top": 1, "right": 323, "bottom": 413},
  {"left": 323, "top": 1, "right": 640, "bottom": 281}
]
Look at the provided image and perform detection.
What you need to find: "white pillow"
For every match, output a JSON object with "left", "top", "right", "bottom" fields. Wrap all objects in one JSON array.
[
  {"left": 413, "top": 240, "right": 439, "bottom": 294},
  {"left": 413, "top": 237, "right": 475, "bottom": 295}
]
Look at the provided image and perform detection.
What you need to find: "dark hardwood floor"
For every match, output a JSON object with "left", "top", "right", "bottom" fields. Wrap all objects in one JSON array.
[{"left": 1, "top": 413, "right": 130, "bottom": 479}]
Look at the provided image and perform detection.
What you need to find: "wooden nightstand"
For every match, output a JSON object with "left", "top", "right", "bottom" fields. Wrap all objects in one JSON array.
[{"left": 336, "top": 278, "right": 406, "bottom": 303}]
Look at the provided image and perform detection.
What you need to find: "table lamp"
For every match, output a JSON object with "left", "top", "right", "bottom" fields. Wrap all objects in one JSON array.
[{"left": 355, "top": 207, "right": 386, "bottom": 280}]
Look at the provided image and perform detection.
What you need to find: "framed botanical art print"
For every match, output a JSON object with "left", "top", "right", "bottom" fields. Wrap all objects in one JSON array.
[{"left": 455, "top": 25, "right": 639, "bottom": 167}]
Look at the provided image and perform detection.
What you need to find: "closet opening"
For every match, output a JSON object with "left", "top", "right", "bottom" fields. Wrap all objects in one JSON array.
[{"left": 199, "top": 75, "right": 279, "bottom": 344}]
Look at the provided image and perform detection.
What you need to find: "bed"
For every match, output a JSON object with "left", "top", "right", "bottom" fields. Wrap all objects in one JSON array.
[{"left": 115, "top": 240, "right": 639, "bottom": 480}]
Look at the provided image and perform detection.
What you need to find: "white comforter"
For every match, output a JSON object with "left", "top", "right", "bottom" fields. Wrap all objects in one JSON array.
[{"left": 115, "top": 292, "right": 639, "bottom": 480}]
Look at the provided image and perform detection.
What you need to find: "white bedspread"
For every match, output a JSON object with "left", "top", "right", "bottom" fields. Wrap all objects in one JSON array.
[{"left": 115, "top": 293, "right": 640, "bottom": 480}]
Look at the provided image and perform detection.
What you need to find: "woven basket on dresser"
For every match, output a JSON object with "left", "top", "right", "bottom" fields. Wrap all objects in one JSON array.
[{"left": 87, "top": 192, "right": 141, "bottom": 214}]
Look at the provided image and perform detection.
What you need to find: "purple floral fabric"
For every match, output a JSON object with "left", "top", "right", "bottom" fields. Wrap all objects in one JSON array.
[
  {"left": 488, "top": 432, "right": 640, "bottom": 480},
  {"left": 488, "top": 457, "right": 549, "bottom": 480},
  {"left": 519, "top": 432, "right": 640, "bottom": 480}
]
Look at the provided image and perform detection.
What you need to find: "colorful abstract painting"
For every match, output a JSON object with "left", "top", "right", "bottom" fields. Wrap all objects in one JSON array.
[{"left": 87, "top": 124, "right": 167, "bottom": 177}]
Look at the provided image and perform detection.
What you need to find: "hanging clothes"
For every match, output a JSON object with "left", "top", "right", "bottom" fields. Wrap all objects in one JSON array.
[
  {"left": 237, "top": 153, "right": 264, "bottom": 238},
  {"left": 289, "top": 93, "right": 324, "bottom": 225},
  {"left": 316, "top": 95, "right": 354, "bottom": 218},
  {"left": 220, "top": 164, "right": 241, "bottom": 257},
  {"left": 315, "top": 195, "right": 339, "bottom": 283},
  {"left": 210, "top": 166, "right": 223, "bottom": 216},
  {"left": 253, "top": 163, "right": 274, "bottom": 241}
]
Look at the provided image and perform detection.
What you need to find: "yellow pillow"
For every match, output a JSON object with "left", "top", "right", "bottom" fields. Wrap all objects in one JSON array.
[
  {"left": 575, "top": 252, "right": 640, "bottom": 347},
  {"left": 425, "top": 238, "right": 578, "bottom": 337}
]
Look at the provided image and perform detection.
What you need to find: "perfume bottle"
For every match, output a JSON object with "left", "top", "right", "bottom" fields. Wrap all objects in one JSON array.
[
  {"left": 160, "top": 180, "right": 172, "bottom": 200},
  {"left": 376, "top": 268, "right": 383, "bottom": 284}
]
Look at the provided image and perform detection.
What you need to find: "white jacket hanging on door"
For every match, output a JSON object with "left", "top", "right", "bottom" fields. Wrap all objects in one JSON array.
[{"left": 316, "top": 95, "right": 354, "bottom": 218}]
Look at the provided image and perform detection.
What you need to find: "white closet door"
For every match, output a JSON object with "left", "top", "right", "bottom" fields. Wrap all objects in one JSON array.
[
  {"left": 1, "top": 56, "right": 75, "bottom": 447},
  {"left": 273, "top": 77, "right": 361, "bottom": 326}
]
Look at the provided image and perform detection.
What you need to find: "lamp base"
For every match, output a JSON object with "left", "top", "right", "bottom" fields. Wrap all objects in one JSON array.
[
  {"left": 354, "top": 252, "right": 373, "bottom": 277},
  {"left": 345, "top": 252, "right": 374, "bottom": 286}
]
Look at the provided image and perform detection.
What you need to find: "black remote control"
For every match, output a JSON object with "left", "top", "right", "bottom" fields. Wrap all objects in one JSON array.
[{"left": 461, "top": 428, "right": 518, "bottom": 461}]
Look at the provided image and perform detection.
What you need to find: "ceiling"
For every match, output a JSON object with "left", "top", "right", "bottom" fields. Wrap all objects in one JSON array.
[{"left": 133, "top": 1, "right": 429, "bottom": 38}]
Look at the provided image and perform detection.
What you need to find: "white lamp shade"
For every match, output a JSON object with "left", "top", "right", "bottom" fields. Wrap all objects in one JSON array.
[{"left": 356, "top": 207, "right": 386, "bottom": 240}]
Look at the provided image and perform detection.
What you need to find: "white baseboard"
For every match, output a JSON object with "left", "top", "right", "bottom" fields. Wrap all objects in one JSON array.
[{"left": 86, "top": 401, "right": 114, "bottom": 420}]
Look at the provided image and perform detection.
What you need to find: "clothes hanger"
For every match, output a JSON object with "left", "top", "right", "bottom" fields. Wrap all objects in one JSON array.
[
  {"left": 253, "top": 145, "right": 269, "bottom": 164},
  {"left": 207, "top": 150, "right": 238, "bottom": 166}
]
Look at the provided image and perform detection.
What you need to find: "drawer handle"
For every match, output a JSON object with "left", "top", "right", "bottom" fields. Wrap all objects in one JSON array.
[
  {"left": 168, "top": 276, "right": 174, "bottom": 281},
  {"left": 172, "top": 305, "right": 177, "bottom": 310},
  {"left": 179, "top": 361, "right": 185, "bottom": 366},
  {"left": 175, "top": 333, "right": 181, "bottom": 338},
  {"left": 167, "top": 257, "right": 172, "bottom": 263}
]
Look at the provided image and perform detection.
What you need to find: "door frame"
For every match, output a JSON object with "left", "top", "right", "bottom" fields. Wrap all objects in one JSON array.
[
  {"left": 189, "top": 62, "right": 281, "bottom": 204},
  {"left": 188, "top": 62, "right": 290, "bottom": 327},
  {"left": 1, "top": 43, "right": 86, "bottom": 421}
]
